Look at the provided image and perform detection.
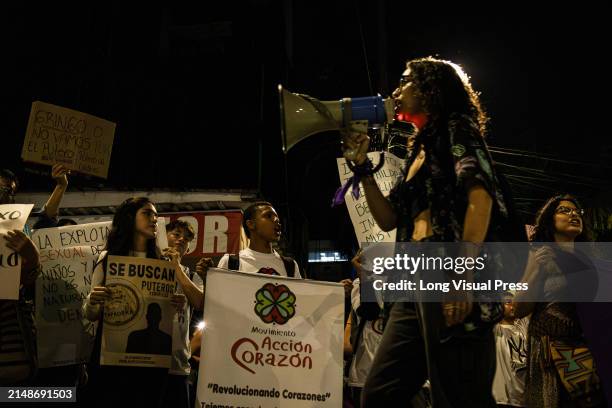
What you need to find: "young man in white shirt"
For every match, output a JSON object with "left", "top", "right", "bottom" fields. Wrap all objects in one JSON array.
[{"left": 217, "top": 202, "right": 302, "bottom": 278}]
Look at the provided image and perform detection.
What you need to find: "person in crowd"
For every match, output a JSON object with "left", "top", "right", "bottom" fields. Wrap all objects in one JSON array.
[
  {"left": 24, "top": 164, "right": 87, "bottom": 390},
  {"left": 513, "top": 194, "right": 606, "bottom": 407},
  {"left": 492, "top": 291, "right": 529, "bottom": 407},
  {"left": 160, "top": 219, "right": 204, "bottom": 408},
  {"left": 343, "top": 57, "right": 511, "bottom": 407},
  {"left": 0, "top": 169, "right": 19, "bottom": 206},
  {"left": 0, "top": 169, "right": 41, "bottom": 386},
  {"left": 82, "top": 197, "right": 185, "bottom": 407},
  {"left": 216, "top": 201, "right": 303, "bottom": 278},
  {"left": 345, "top": 251, "right": 384, "bottom": 408}
]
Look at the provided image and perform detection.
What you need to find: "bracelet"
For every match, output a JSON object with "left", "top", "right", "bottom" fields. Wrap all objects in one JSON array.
[
  {"left": 346, "top": 153, "right": 385, "bottom": 176},
  {"left": 332, "top": 153, "right": 385, "bottom": 207}
]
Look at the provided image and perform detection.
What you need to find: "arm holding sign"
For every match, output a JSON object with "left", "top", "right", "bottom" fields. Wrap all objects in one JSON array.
[
  {"left": 342, "top": 131, "right": 398, "bottom": 231},
  {"left": 84, "top": 257, "right": 111, "bottom": 321},
  {"left": 163, "top": 247, "right": 204, "bottom": 311},
  {"left": 41, "top": 164, "right": 70, "bottom": 219},
  {"left": 32, "top": 165, "right": 70, "bottom": 229}
]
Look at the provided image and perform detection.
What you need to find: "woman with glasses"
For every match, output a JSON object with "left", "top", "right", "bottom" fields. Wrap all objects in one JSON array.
[
  {"left": 513, "top": 194, "right": 605, "bottom": 407},
  {"left": 343, "top": 57, "right": 512, "bottom": 407}
]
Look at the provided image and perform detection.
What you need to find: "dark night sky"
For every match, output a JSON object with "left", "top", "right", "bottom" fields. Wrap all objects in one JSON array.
[{"left": 2, "top": 4, "right": 610, "bottom": 259}]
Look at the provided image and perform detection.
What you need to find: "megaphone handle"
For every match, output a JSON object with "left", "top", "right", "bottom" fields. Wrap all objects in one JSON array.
[{"left": 342, "top": 98, "right": 352, "bottom": 128}]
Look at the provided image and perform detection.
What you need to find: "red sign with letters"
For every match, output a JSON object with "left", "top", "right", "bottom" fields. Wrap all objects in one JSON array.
[{"left": 161, "top": 211, "right": 243, "bottom": 257}]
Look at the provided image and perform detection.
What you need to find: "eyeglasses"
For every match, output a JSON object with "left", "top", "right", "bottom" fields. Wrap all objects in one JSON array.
[
  {"left": 399, "top": 75, "right": 412, "bottom": 88},
  {"left": 555, "top": 206, "right": 584, "bottom": 217}
]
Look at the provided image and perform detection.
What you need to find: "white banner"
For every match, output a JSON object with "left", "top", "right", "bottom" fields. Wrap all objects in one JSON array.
[
  {"left": 101, "top": 256, "right": 177, "bottom": 368},
  {"left": 337, "top": 152, "right": 405, "bottom": 245},
  {"left": 32, "top": 221, "right": 111, "bottom": 367},
  {"left": 0, "top": 204, "right": 34, "bottom": 300},
  {"left": 196, "top": 268, "right": 344, "bottom": 408}
]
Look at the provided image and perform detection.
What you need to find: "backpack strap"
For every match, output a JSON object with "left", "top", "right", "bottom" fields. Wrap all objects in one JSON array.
[
  {"left": 280, "top": 256, "right": 297, "bottom": 278},
  {"left": 227, "top": 254, "right": 240, "bottom": 271},
  {"left": 349, "top": 309, "right": 367, "bottom": 353}
]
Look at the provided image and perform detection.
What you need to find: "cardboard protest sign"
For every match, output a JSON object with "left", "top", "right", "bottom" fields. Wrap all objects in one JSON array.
[
  {"left": 21, "top": 101, "right": 116, "bottom": 178},
  {"left": 196, "top": 268, "right": 344, "bottom": 408},
  {"left": 337, "top": 152, "right": 405, "bottom": 245},
  {"left": 101, "top": 256, "right": 177, "bottom": 368},
  {"left": 32, "top": 221, "right": 111, "bottom": 367},
  {"left": 0, "top": 204, "right": 34, "bottom": 299}
]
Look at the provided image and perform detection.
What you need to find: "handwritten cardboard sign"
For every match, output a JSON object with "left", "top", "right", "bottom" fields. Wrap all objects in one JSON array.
[{"left": 21, "top": 101, "right": 116, "bottom": 178}]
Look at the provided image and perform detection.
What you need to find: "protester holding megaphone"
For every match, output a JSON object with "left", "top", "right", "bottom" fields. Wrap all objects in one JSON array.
[{"left": 340, "top": 57, "right": 512, "bottom": 407}]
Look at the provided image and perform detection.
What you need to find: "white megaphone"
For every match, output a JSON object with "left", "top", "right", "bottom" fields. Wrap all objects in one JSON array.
[{"left": 278, "top": 84, "right": 395, "bottom": 154}]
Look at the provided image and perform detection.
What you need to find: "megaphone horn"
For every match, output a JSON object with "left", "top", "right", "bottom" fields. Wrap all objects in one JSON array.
[{"left": 278, "top": 84, "right": 394, "bottom": 154}]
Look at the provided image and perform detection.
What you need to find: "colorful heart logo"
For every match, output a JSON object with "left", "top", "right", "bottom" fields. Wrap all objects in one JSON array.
[{"left": 254, "top": 283, "right": 296, "bottom": 325}]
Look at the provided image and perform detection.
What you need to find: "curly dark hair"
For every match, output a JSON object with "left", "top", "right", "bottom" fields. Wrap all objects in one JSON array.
[
  {"left": 531, "top": 194, "right": 592, "bottom": 242},
  {"left": 105, "top": 197, "right": 161, "bottom": 258},
  {"left": 405, "top": 57, "right": 489, "bottom": 136}
]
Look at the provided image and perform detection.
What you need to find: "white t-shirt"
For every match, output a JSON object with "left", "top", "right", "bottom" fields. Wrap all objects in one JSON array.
[
  {"left": 217, "top": 248, "right": 302, "bottom": 278},
  {"left": 170, "top": 265, "right": 203, "bottom": 376},
  {"left": 492, "top": 317, "right": 529, "bottom": 407},
  {"left": 347, "top": 278, "right": 384, "bottom": 388}
]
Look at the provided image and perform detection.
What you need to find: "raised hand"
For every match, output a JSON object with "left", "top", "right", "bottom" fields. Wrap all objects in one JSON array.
[{"left": 51, "top": 164, "right": 70, "bottom": 187}]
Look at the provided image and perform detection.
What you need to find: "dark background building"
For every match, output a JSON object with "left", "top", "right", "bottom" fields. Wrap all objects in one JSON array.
[{"left": 3, "top": 4, "right": 610, "bottom": 275}]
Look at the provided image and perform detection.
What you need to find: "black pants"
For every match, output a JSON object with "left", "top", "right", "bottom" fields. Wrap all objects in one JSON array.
[
  {"left": 361, "top": 302, "right": 496, "bottom": 408},
  {"left": 88, "top": 365, "right": 168, "bottom": 408},
  {"left": 162, "top": 374, "right": 190, "bottom": 408}
]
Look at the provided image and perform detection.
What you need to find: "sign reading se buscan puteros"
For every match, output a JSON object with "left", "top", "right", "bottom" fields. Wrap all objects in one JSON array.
[
  {"left": 101, "top": 256, "right": 177, "bottom": 368},
  {"left": 197, "top": 268, "right": 344, "bottom": 408}
]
